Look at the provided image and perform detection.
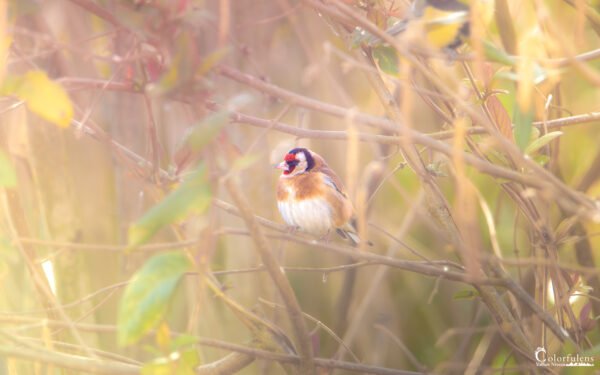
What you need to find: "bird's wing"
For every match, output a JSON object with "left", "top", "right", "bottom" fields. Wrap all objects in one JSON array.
[
  {"left": 322, "top": 172, "right": 346, "bottom": 197},
  {"left": 309, "top": 152, "right": 348, "bottom": 197}
]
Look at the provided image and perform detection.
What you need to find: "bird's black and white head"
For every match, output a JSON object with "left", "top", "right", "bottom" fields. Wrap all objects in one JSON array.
[{"left": 276, "top": 148, "right": 315, "bottom": 177}]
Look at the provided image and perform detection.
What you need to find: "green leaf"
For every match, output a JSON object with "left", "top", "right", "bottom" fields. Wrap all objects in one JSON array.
[
  {"left": 484, "top": 42, "right": 547, "bottom": 85},
  {"left": 170, "top": 334, "right": 199, "bottom": 351},
  {"left": 372, "top": 46, "right": 399, "bottom": 75},
  {"left": 128, "top": 165, "right": 211, "bottom": 248},
  {"left": 524, "top": 131, "right": 563, "bottom": 155},
  {"left": 453, "top": 289, "right": 478, "bottom": 300},
  {"left": 495, "top": 65, "right": 548, "bottom": 85},
  {"left": 179, "top": 348, "right": 201, "bottom": 373},
  {"left": 2, "top": 71, "right": 73, "bottom": 128},
  {"left": 351, "top": 27, "right": 374, "bottom": 48},
  {"left": 483, "top": 41, "right": 516, "bottom": 66},
  {"left": 532, "top": 154, "right": 550, "bottom": 166},
  {"left": 531, "top": 64, "right": 549, "bottom": 85},
  {"left": 186, "top": 112, "right": 228, "bottom": 152},
  {"left": 513, "top": 106, "right": 534, "bottom": 151},
  {"left": 494, "top": 71, "right": 518, "bottom": 82},
  {"left": 118, "top": 252, "right": 191, "bottom": 346},
  {"left": 0, "top": 150, "right": 16, "bottom": 188}
]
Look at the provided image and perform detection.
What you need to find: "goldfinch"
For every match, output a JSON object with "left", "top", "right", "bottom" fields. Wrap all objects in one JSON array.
[
  {"left": 358, "top": 0, "right": 471, "bottom": 50},
  {"left": 275, "top": 148, "right": 362, "bottom": 245}
]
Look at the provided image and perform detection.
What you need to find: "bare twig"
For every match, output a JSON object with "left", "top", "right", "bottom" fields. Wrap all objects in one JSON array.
[
  {"left": 223, "top": 175, "right": 315, "bottom": 372},
  {"left": 196, "top": 338, "right": 424, "bottom": 375},
  {"left": 374, "top": 324, "right": 428, "bottom": 373},
  {"left": 211, "top": 69, "right": 598, "bottom": 219},
  {"left": 0, "top": 344, "right": 139, "bottom": 375}
]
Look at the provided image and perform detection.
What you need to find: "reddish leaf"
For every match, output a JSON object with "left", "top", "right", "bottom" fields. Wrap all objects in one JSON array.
[
  {"left": 481, "top": 62, "right": 494, "bottom": 90},
  {"left": 486, "top": 95, "right": 514, "bottom": 141}
]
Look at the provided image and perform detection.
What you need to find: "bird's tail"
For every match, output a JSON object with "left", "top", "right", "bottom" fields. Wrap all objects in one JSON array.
[{"left": 336, "top": 220, "right": 372, "bottom": 246}]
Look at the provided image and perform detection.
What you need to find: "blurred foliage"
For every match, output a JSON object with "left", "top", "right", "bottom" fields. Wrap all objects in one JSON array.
[
  {"left": 118, "top": 252, "right": 191, "bottom": 347},
  {"left": 128, "top": 164, "right": 212, "bottom": 248}
]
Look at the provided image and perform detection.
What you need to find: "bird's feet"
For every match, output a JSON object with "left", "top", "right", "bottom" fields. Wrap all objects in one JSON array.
[{"left": 286, "top": 225, "right": 300, "bottom": 235}]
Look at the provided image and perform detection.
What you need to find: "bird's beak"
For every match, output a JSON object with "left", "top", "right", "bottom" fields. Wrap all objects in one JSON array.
[{"left": 275, "top": 161, "right": 289, "bottom": 171}]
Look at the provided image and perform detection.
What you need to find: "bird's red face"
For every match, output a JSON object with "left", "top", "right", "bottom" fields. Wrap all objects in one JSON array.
[
  {"left": 281, "top": 153, "right": 299, "bottom": 175},
  {"left": 276, "top": 148, "right": 313, "bottom": 177}
]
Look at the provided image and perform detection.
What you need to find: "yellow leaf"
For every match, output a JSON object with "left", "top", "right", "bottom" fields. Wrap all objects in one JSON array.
[
  {"left": 494, "top": 0, "right": 517, "bottom": 55},
  {"left": 13, "top": 70, "right": 74, "bottom": 128},
  {"left": 516, "top": 28, "right": 547, "bottom": 112},
  {"left": 155, "top": 322, "right": 171, "bottom": 351}
]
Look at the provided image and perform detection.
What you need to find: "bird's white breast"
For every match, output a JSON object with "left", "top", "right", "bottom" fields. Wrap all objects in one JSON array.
[{"left": 277, "top": 197, "right": 333, "bottom": 236}]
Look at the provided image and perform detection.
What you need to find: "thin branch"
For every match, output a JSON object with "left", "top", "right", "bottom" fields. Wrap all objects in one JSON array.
[
  {"left": 374, "top": 324, "right": 428, "bottom": 373},
  {"left": 0, "top": 192, "right": 99, "bottom": 359},
  {"left": 63, "top": 107, "right": 576, "bottom": 347},
  {"left": 258, "top": 298, "right": 361, "bottom": 362},
  {"left": 18, "top": 237, "right": 200, "bottom": 252},
  {"left": 0, "top": 318, "right": 416, "bottom": 374},
  {"left": 0, "top": 316, "right": 117, "bottom": 334},
  {"left": 46, "top": 77, "right": 600, "bottom": 135},
  {"left": 217, "top": 65, "right": 397, "bottom": 133},
  {"left": 223, "top": 175, "right": 315, "bottom": 373},
  {"left": 221, "top": 105, "right": 548, "bottom": 189},
  {"left": 0, "top": 344, "right": 139, "bottom": 375},
  {"left": 62, "top": 95, "right": 573, "bottom": 353},
  {"left": 196, "top": 338, "right": 424, "bottom": 375},
  {"left": 11, "top": 334, "right": 142, "bottom": 366},
  {"left": 301, "top": 0, "right": 598, "bottom": 221},
  {"left": 211, "top": 67, "right": 598, "bottom": 219},
  {"left": 59, "top": 77, "right": 137, "bottom": 92},
  {"left": 214, "top": 200, "right": 498, "bottom": 285}
]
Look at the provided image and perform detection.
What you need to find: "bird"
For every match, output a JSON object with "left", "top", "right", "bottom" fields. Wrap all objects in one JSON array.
[
  {"left": 356, "top": 0, "right": 472, "bottom": 50},
  {"left": 412, "top": 0, "right": 471, "bottom": 49},
  {"left": 275, "top": 147, "right": 363, "bottom": 245}
]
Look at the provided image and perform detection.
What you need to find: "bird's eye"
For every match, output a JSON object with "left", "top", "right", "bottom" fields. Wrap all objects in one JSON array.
[{"left": 287, "top": 160, "right": 299, "bottom": 167}]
